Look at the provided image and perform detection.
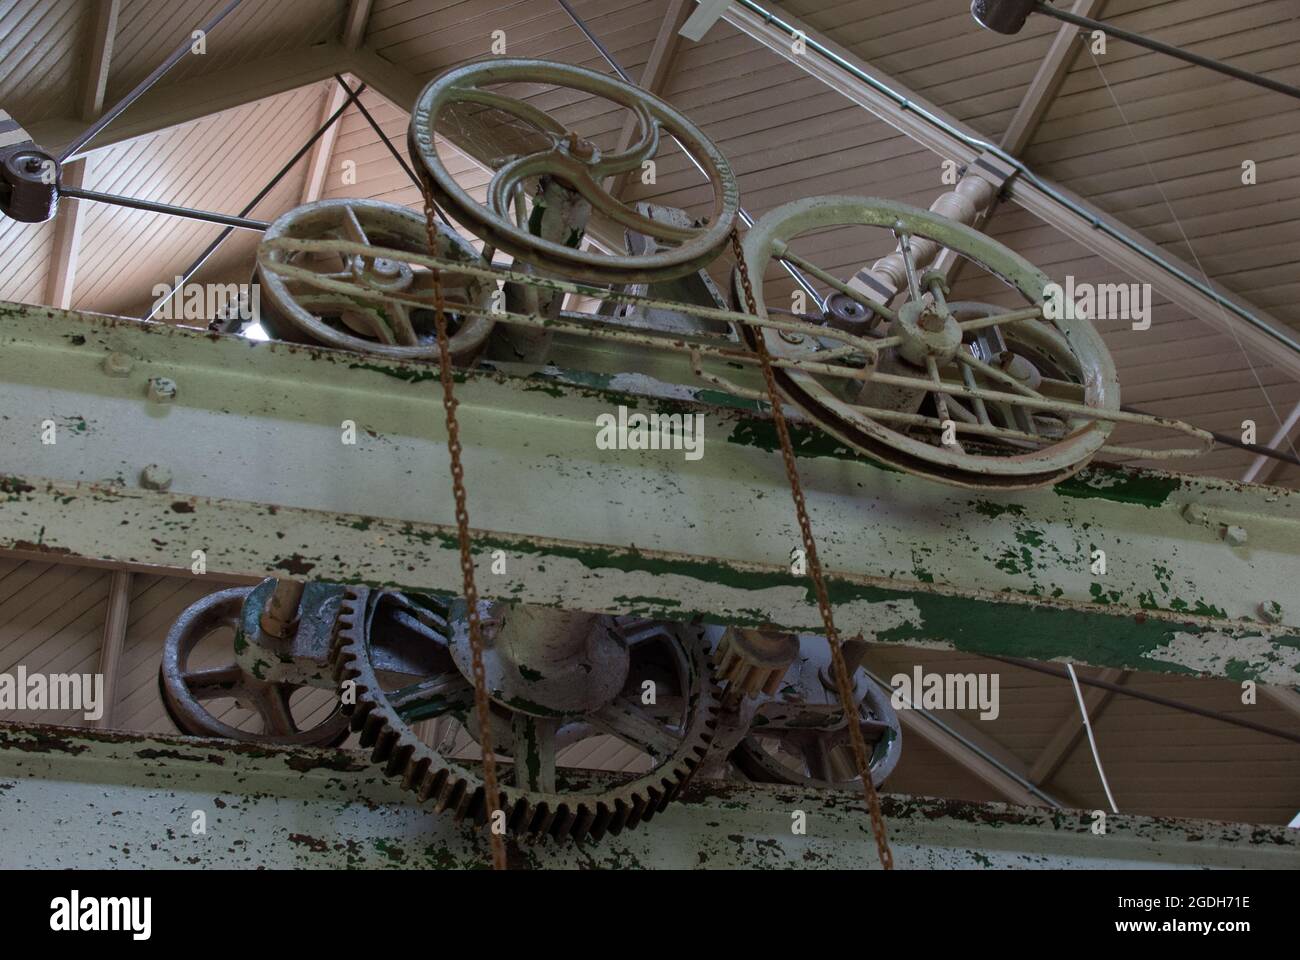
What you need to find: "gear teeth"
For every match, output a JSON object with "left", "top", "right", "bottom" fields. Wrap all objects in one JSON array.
[{"left": 329, "top": 596, "right": 723, "bottom": 844}]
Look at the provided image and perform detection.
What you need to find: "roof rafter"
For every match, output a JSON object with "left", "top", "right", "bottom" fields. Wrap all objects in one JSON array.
[{"left": 44, "top": 0, "right": 120, "bottom": 310}]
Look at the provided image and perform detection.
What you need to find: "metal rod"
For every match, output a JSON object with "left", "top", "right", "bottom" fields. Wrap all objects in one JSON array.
[
  {"left": 733, "top": 0, "right": 1300, "bottom": 362},
  {"left": 58, "top": 0, "right": 245, "bottom": 162},
  {"left": 1036, "top": 1, "right": 1300, "bottom": 102},
  {"left": 60, "top": 186, "right": 269, "bottom": 231},
  {"left": 1121, "top": 404, "right": 1300, "bottom": 469},
  {"left": 985, "top": 655, "right": 1300, "bottom": 747},
  {"left": 142, "top": 81, "right": 368, "bottom": 322},
  {"left": 334, "top": 75, "right": 453, "bottom": 228},
  {"left": 553, "top": 0, "right": 823, "bottom": 306}
]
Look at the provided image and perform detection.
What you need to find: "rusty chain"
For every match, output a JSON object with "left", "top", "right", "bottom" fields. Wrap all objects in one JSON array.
[
  {"left": 729, "top": 228, "right": 894, "bottom": 870},
  {"left": 420, "top": 176, "right": 508, "bottom": 871}
]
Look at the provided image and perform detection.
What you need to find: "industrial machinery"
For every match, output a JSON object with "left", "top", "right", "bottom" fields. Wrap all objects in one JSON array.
[
  {"left": 2, "top": 33, "right": 1297, "bottom": 871},
  {"left": 159, "top": 578, "right": 900, "bottom": 840}
]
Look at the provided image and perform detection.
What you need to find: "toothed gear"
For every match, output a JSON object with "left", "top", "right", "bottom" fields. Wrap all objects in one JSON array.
[
  {"left": 713, "top": 627, "right": 800, "bottom": 697},
  {"left": 330, "top": 587, "right": 722, "bottom": 842}
]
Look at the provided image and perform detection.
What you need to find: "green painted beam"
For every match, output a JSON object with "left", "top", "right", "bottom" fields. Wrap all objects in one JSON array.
[{"left": 1, "top": 302, "right": 1298, "bottom": 682}]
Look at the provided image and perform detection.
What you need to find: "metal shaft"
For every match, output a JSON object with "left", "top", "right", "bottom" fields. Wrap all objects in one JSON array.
[
  {"left": 1038, "top": 2, "right": 1300, "bottom": 101},
  {"left": 58, "top": 0, "right": 246, "bottom": 162},
  {"left": 60, "top": 186, "right": 269, "bottom": 231}
]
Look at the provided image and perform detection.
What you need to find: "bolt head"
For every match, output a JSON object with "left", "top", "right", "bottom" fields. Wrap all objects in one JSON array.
[
  {"left": 139, "top": 463, "right": 172, "bottom": 491},
  {"left": 1223, "top": 524, "right": 1248, "bottom": 547},
  {"left": 1260, "top": 600, "right": 1284, "bottom": 624},
  {"left": 102, "top": 352, "right": 132, "bottom": 378},
  {"left": 147, "top": 377, "right": 177, "bottom": 403}
]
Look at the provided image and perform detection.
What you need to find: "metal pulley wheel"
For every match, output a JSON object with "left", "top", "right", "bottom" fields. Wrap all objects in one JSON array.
[
  {"left": 735, "top": 196, "right": 1120, "bottom": 489},
  {"left": 0, "top": 144, "right": 58, "bottom": 223},
  {"left": 255, "top": 198, "right": 495, "bottom": 362},
  {"left": 408, "top": 58, "right": 739, "bottom": 284},
  {"left": 158, "top": 587, "right": 349, "bottom": 746},
  {"left": 733, "top": 642, "right": 904, "bottom": 785},
  {"left": 331, "top": 588, "right": 721, "bottom": 841}
]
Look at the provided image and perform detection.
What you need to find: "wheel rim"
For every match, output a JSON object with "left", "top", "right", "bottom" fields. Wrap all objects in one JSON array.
[
  {"left": 737, "top": 195, "right": 1119, "bottom": 489},
  {"left": 409, "top": 58, "right": 739, "bottom": 284}
]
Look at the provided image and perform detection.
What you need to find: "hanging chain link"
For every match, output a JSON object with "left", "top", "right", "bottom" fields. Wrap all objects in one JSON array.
[
  {"left": 420, "top": 178, "right": 508, "bottom": 871},
  {"left": 730, "top": 228, "right": 894, "bottom": 870}
]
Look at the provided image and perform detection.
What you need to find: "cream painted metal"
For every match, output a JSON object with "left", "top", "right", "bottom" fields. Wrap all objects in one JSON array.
[
  {"left": 0, "top": 302, "right": 1297, "bottom": 683},
  {"left": 0, "top": 724, "right": 1294, "bottom": 869}
]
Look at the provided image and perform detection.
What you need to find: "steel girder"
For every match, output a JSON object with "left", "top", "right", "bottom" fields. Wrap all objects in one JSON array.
[
  {"left": 0, "top": 723, "right": 1294, "bottom": 869},
  {"left": 1, "top": 302, "right": 1298, "bottom": 684}
]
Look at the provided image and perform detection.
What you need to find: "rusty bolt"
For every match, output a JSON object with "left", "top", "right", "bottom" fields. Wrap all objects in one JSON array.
[
  {"left": 102, "top": 352, "right": 132, "bottom": 377},
  {"left": 139, "top": 464, "right": 172, "bottom": 491},
  {"left": 1181, "top": 503, "right": 1212, "bottom": 527},
  {"left": 1222, "top": 524, "right": 1248, "bottom": 547},
  {"left": 147, "top": 377, "right": 177, "bottom": 403},
  {"left": 1260, "top": 600, "right": 1284, "bottom": 624}
]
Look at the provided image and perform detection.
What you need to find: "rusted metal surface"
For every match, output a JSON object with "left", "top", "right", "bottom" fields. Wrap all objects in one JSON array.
[
  {"left": 1, "top": 303, "right": 1298, "bottom": 683},
  {"left": 0, "top": 722, "right": 1294, "bottom": 869}
]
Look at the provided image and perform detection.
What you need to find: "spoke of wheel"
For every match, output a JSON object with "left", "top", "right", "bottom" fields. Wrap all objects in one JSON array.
[
  {"left": 956, "top": 305, "right": 1044, "bottom": 334},
  {"left": 801, "top": 735, "right": 834, "bottom": 780},
  {"left": 589, "top": 696, "right": 678, "bottom": 758},
  {"left": 891, "top": 225, "right": 925, "bottom": 304},
  {"left": 954, "top": 350, "right": 1044, "bottom": 400},
  {"left": 384, "top": 299, "right": 420, "bottom": 345},
  {"left": 341, "top": 205, "right": 370, "bottom": 249},
  {"left": 775, "top": 245, "right": 894, "bottom": 324},
  {"left": 510, "top": 713, "right": 557, "bottom": 793},
  {"left": 926, "top": 355, "right": 964, "bottom": 452},
  {"left": 389, "top": 673, "right": 475, "bottom": 723},
  {"left": 960, "top": 360, "right": 992, "bottom": 426},
  {"left": 182, "top": 663, "right": 244, "bottom": 696},
  {"left": 255, "top": 684, "right": 298, "bottom": 736}
]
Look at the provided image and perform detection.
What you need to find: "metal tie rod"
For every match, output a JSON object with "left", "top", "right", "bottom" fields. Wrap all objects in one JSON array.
[
  {"left": 59, "top": 186, "right": 268, "bottom": 231},
  {"left": 143, "top": 82, "right": 369, "bottom": 321},
  {"left": 973, "top": 0, "right": 1300, "bottom": 101},
  {"left": 553, "top": 0, "right": 824, "bottom": 306},
  {"left": 58, "top": 0, "right": 246, "bottom": 163}
]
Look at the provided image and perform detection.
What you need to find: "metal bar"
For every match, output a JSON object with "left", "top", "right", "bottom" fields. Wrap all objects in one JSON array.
[
  {"left": 1120, "top": 404, "right": 1300, "bottom": 471},
  {"left": 1243, "top": 400, "right": 1300, "bottom": 483},
  {"left": 57, "top": 0, "right": 245, "bottom": 163},
  {"left": 333, "top": 74, "right": 451, "bottom": 228},
  {"left": 2, "top": 304, "right": 1298, "bottom": 683},
  {"left": 553, "top": 0, "right": 823, "bottom": 306},
  {"left": 0, "top": 724, "right": 1294, "bottom": 868},
  {"left": 141, "top": 81, "right": 367, "bottom": 321},
  {"left": 59, "top": 186, "right": 269, "bottom": 231},
  {"left": 1036, "top": 1, "right": 1300, "bottom": 101},
  {"left": 986, "top": 655, "right": 1300, "bottom": 746}
]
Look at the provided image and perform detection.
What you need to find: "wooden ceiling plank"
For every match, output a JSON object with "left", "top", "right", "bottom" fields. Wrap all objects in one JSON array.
[{"left": 1028, "top": 669, "right": 1126, "bottom": 785}]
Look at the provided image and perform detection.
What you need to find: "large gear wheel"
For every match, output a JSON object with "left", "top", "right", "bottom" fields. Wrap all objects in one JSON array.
[{"left": 330, "top": 587, "right": 722, "bottom": 842}]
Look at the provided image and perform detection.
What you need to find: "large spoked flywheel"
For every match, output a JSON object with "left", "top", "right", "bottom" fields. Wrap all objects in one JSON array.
[{"left": 737, "top": 196, "right": 1120, "bottom": 489}]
